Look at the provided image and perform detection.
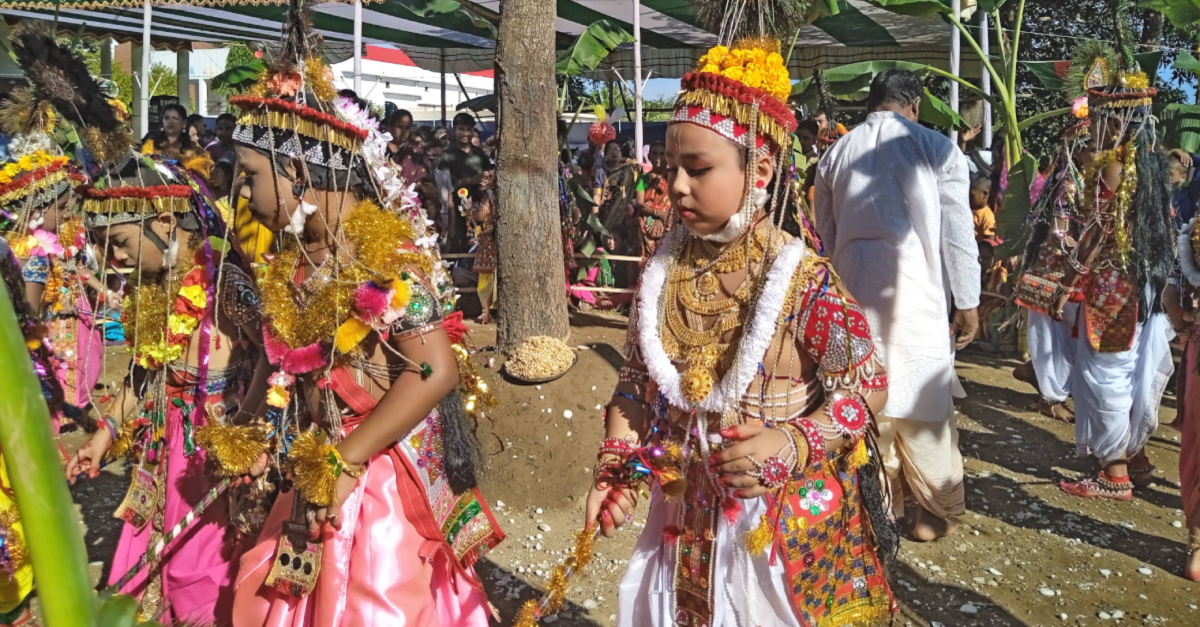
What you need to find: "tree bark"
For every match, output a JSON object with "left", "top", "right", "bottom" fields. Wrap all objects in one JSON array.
[
  {"left": 1140, "top": 9, "right": 1163, "bottom": 46},
  {"left": 494, "top": 0, "right": 570, "bottom": 354}
]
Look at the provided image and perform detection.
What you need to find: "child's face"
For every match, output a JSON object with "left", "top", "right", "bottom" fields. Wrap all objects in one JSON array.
[
  {"left": 665, "top": 122, "right": 772, "bottom": 237},
  {"left": 216, "top": 118, "right": 236, "bottom": 144},
  {"left": 209, "top": 168, "right": 231, "bottom": 198},
  {"left": 1170, "top": 159, "right": 1187, "bottom": 186},
  {"left": 235, "top": 145, "right": 303, "bottom": 231},
  {"left": 649, "top": 144, "right": 666, "bottom": 171},
  {"left": 93, "top": 218, "right": 171, "bottom": 274},
  {"left": 455, "top": 123, "right": 474, "bottom": 147},
  {"left": 969, "top": 186, "right": 989, "bottom": 209}
]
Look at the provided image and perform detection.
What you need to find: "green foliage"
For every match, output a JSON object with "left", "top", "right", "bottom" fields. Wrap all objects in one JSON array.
[
  {"left": 211, "top": 61, "right": 265, "bottom": 93},
  {"left": 148, "top": 63, "right": 177, "bottom": 98},
  {"left": 79, "top": 43, "right": 133, "bottom": 109},
  {"left": 556, "top": 20, "right": 635, "bottom": 77},
  {"left": 790, "top": 60, "right": 966, "bottom": 130},
  {"left": 225, "top": 43, "right": 259, "bottom": 71}
]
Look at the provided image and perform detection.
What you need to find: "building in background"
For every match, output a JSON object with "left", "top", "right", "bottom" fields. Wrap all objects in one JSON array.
[{"left": 333, "top": 46, "right": 494, "bottom": 123}]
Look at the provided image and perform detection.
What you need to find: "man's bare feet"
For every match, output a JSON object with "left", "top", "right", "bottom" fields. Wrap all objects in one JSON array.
[
  {"left": 1128, "top": 453, "right": 1155, "bottom": 488},
  {"left": 1038, "top": 399, "right": 1075, "bottom": 424},
  {"left": 1013, "top": 360, "right": 1039, "bottom": 392},
  {"left": 910, "top": 504, "right": 957, "bottom": 542}
]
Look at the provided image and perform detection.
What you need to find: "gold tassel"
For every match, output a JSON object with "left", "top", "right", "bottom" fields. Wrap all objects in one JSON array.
[
  {"left": 848, "top": 438, "right": 869, "bottom": 470},
  {"left": 287, "top": 430, "right": 339, "bottom": 507},
  {"left": 195, "top": 423, "right": 273, "bottom": 476},
  {"left": 745, "top": 514, "right": 776, "bottom": 557}
]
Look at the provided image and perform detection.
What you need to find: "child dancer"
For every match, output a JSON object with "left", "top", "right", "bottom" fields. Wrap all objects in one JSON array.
[
  {"left": 586, "top": 18, "right": 897, "bottom": 627},
  {"left": 228, "top": 1, "right": 502, "bottom": 624}
]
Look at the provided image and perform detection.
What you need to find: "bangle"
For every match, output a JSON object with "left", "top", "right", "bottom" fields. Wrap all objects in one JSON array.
[
  {"left": 101, "top": 415, "right": 120, "bottom": 441},
  {"left": 779, "top": 423, "right": 810, "bottom": 470},
  {"left": 598, "top": 437, "right": 635, "bottom": 460},
  {"left": 790, "top": 418, "right": 824, "bottom": 460},
  {"left": 341, "top": 460, "right": 368, "bottom": 479}
]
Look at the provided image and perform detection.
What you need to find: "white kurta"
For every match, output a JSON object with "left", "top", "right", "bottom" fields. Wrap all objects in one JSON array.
[{"left": 815, "top": 111, "right": 981, "bottom": 422}]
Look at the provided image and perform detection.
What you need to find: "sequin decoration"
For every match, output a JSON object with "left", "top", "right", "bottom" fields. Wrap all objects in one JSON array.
[{"left": 798, "top": 479, "right": 834, "bottom": 515}]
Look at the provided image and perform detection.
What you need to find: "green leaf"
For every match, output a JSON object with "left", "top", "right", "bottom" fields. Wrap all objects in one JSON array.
[
  {"left": 579, "top": 237, "right": 597, "bottom": 259},
  {"left": 96, "top": 592, "right": 140, "bottom": 626},
  {"left": 862, "top": 0, "right": 952, "bottom": 16},
  {"left": 1135, "top": 51, "right": 1164, "bottom": 80},
  {"left": 556, "top": 19, "right": 635, "bottom": 77},
  {"left": 570, "top": 178, "right": 597, "bottom": 209},
  {"left": 791, "top": 60, "right": 931, "bottom": 107},
  {"left": 210, "top": 62, "right": 265, "bottom": 92},
  {"left": 207, "top": 236, "right": 232, "bottom": 254},
  {"left": 585, "top": 212, "right": 611, "bottom": 237},
  {"left": 397, "top": 0, "right": 463, "bottom": 15},
  {"left": 1142, "top": 0, "right": 1200, "bottom": 29},
  {"left": 1156, "top": 103, "right": 1200, "bottom": 152},
  {"left": 1022, "top": 60, "right": 1065, "bottom": 92},
  {"left": 1175, "top": 50, "right": 1200, "bottom": 74},
  {"left": 918, "top": 88, "right": 966, "bottom": 131},
  {"left": 995, "top": 154, "right": 1037, "bottom": 258}
]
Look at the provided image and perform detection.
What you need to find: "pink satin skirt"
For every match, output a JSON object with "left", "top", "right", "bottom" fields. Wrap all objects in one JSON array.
[
  {"left": 232, "top": 448, "right": 490, "bottom": 627},
  {"left": 107, "top": 404, "right": 241, "bottom": 624}
]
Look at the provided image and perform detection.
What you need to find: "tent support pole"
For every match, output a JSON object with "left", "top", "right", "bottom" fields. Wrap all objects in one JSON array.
[
  {"left": 440, "top": 49, "right": 447, "bottom": 127},
  {"left": 353, "top": 0, "right": 363, "bottom": 94},
  {"left": 949, "top": 0, "right": 960, "bottom": 143},
  {"left": 140, "top": 0, "right": 151, "bottom": 139},
  {"left": 633, "top": 0, "right": 644, "bottom": 163},
  {"left": 981, "top": 10, "right": 992, "bottom": 148},
  {"left": 100, "top": 37, "right": 113, "bottom": 80},
  {"left": 176, "top": 49, "right": 190, "bottom": 114}
]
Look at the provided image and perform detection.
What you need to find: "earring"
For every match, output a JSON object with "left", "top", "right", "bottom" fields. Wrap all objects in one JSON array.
[{"left": 753, "top": 178, "right": 769, "bottom": 208}]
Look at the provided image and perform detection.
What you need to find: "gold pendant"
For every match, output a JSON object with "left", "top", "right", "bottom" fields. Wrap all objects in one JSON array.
[{"left": 697, "top": 271, "right": 720, "bottom": 297}]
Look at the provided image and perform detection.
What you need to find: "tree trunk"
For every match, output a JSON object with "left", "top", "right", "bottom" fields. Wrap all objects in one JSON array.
[{"left": 494, "top": 0, "right": 569, "bottom": 354}]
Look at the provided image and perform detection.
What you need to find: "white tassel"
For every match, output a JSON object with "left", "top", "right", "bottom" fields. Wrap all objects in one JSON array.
[{"left": 284, "top": 199, "right": 319, "bottom": 235}]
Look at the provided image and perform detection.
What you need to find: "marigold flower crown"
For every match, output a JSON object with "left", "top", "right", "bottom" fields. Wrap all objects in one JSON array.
[
  {"left": 672, "top": 41, "right": 797, "bottom": 155},
  {"left": 0, "top": 154, "right": 83, "bottom": 219}
]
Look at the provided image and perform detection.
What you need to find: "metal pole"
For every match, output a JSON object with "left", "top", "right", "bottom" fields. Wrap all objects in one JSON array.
[
  {"left": 633, "top": 0, "right": 644, "bottom": 164},
  {"left": 440, "top": 49, "right": 447, "bottom": 127},
  {"left": 949, "top": 0, "right": 960, "bottom": 144},
  {"left": 353, "top": 0, "right": 363, "bottom": 94},
  {"left": 981, "top": 10, "right": 993, "bottom": 149},
  {"left": 100, "top": 37, "right": 113, "bottom": 80},
  {"left": 140, "top": 0, "right": 151, "bottom": 139}
]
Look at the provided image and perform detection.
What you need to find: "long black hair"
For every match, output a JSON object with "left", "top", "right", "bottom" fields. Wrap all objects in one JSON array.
[{"left": 1130, "top": 123, "right": 1175, "bottom": 320}]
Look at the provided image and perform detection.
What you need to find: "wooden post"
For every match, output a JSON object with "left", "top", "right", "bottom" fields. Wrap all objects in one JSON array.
[{"left": 493, "top": 0, "right": 569, "bottom": 352}]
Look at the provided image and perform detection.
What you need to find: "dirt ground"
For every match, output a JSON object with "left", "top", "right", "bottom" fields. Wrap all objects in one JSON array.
[{"left": 58, "top": 312, "right": 1200, "bottom": 627}]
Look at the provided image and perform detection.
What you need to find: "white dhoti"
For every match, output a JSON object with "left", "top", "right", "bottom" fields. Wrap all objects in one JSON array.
[
  {"left": 1027, "top": 304, "right": 1080, "bottom": 403},
  {"left": 1073, "top": 312, "right": 1174, "bottom": 464},
  {"left": 876, "top": 408, "right": 965, "bottom": 520},
  {"left": 619, "top": 491, "right": 799, "bottom": 627}
]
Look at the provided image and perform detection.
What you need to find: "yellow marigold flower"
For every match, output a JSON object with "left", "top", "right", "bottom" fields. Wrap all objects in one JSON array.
[
  {"left": 16, "top": 156, "right": 32, "bottom": 171},
  {"left": 701, "top": 63, "right": 721, "bottom": 75},
  {"left": 767, "top": 52, "right": 784, "bottom": 67},
  {"left": 723, "top": 66, "right": 745, "bottom": 83},
  {"left": 168, "top": 314, "right": 199, "bottom": 336},
  {"left": 266, "top": 385, "right": 289, "bottom": 408}
]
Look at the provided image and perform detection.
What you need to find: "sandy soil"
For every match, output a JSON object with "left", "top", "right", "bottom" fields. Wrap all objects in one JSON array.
[{"left": 57, "top": 313, "right": 1200, "bottom": 626}]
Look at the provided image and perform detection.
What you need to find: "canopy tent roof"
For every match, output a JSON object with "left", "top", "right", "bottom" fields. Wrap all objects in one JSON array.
[{"left": 0, "top": 0, "right": 977, "bottom": 78}]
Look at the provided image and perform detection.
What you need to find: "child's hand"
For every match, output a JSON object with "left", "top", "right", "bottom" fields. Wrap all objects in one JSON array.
[{"left": 709, "top": 424, "right": 791, "bottom": 499}]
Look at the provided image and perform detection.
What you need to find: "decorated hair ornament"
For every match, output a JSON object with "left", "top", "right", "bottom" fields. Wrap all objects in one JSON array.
[
  {"left": 4, "top": 23, "right": 131, "bottom": 164},
  {"left": 0, "top": 153, "right": 84, "bottom": 227}
]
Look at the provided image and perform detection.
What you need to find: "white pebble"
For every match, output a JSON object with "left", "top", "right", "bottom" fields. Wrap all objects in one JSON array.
[
  {"left": 1038, "top": 587, "right": 1055, "bottom": 597},
  {"left": 496, "top": 501, "right": 505, "bottom": 508},
  {"left": 582, "top": 599, "right": 598, "bottom": 610},
  {"left": 960, "top": 603, "right": 978, "bottom": 615},
  {"left": 1059, "top": 614, "right": 1068, "bottom": 621},
  {"left": 595, "top": 404, "right": 603, "bottom": 410},
  {"left": 1111, "top": 610, "right": 1124, "bottom": 619},
  {"left": 988, "top": 567, "right": 1002, "bottom": 576},
  {"left": 1137, "top": 567, "right": 1152, "bottom": 576},
  {"left": 1098, "top": 611, "right": 1112, "bottom": 620},
  {"left": 1172, "top": 520, "right": 1184, "bottom": 528},
  {"left": 563, "top": 410, "right": 573, "bottom": 419},
  {"left": 538, "top": 523, "right": 552, "bottom": 532},
  {"left": 1100, "top": 568, "right": 1111, "bottom": 578},
  {"left": 536, "top": 508, "right": 544, "bottom": 514},
  {"left": 536, "top": 385, "right": 542, "bottom": 390}
]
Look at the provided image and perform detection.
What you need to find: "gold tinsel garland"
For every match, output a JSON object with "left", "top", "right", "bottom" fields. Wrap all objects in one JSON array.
[
  {"left": 0, "top": 506, "right": 28, "bottom": 574},
  {"left": 81, "top": 196, "right": 192, "bottom": 217},
  {"left": 195, "top": 423, "right": 274, "bottom": 476},
  {"left": 1081, "top": 141, "right": 1137, "bottom": 265},
  {"left": 121, "top": 275, "right": 178, "bottom": 366},
  {"left": 513, "top": 525, "right": 598, "bottom": 627},
  {"left": 261, "top": 198, "right": 433, "bottom": 350},
  {"left": 304, "top": 55, "right": 339, "bottom": 104},
  {"left": 286, "top": 430, "right": 341, "bottom": 507}
]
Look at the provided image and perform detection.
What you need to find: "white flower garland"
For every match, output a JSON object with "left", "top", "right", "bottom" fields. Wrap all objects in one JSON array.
[
  {"left": 637, "top": 229, "right": 807, "bottom": 414},
  {"left": 1179, "top": 218, "right": 1200, "bottom": 288},
  {"left": 332, "top": 97, "right": 452, "bottom": 298}
]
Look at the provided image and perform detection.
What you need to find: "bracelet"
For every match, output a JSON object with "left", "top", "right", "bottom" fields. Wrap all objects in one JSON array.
[
  {"left": 790, "top": 418, "right": 824, "bottom": 460},
  {"left": 101, "top": 415, "right": 120, "bottom": 441},
  {"left": 779, "top": 423, "right": 811, "bottom": 470},
  {"left": 1067, "top": 252, "right": 1090, "bottom": 275},
  {"left": 340, "top": 459, "right": 368, "bottom": 479},
  {"left": 593, "top": 454, "right": 625, "bottom": 483},
  {"left": 598, "top": 437, "right": 635, "bottom": 460}
]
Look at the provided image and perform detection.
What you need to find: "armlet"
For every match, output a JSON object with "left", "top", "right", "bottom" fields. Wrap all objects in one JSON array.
[
  {"left": 796, "top": 286, "right": 886, "bottom": 393},
  {"left": 219, "top": 263, "right": 262, "bottom": 329}
]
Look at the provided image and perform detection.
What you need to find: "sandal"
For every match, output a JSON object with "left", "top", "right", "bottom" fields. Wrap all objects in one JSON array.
[{"left": 1060, "top": 471, "right": 1133, "bottom": 501}]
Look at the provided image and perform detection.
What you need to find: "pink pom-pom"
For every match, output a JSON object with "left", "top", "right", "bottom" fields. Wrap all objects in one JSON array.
[
  {"left": 662, "top": 525, "right": 681, "bottom": 544},
  {"left": 262, "top": 327, "right": 287, "bottom": 365},
  {"left": 721, "top": 497, "right": 742, "bottom": 524},
  {"left": 282, "top": 342, "right": 329, "bottom": 375},
  {"left": 354, "top": 281, "right": 391, "bottom": 319}
]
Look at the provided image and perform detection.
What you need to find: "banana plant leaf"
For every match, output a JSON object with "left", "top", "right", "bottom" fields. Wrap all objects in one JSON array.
[
  {"left": 1174, "top": 50, "right": 1200, "bottom": 74},
  {"left": 397, "top": 0, "right": 497, "bottom": 37},
  {"left": 211, "top": 61, "right": 265, "bottom": 92},
  {"left": 790, "top": 61, "right": 965, "bottom": 130},
  {"left": 0, "top": 289, "right": 94, "bottom": 626},
  {"left": 556, "top": 20, "right": 635, "bottom": 77},
  {"left": 1156, "top": 103, "right": 1200, "bottom": 152},
  {"left": 995, "top": 153, "right": 1036, "bottom": 258},
  {"left": 1142, "top": 0, "right": 1200, "bottom": 28}
]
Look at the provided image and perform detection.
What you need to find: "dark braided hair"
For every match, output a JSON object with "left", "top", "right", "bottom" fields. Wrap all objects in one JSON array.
[{"left": 1129, "top": 124, "right": 1174, "bottom": 321}]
